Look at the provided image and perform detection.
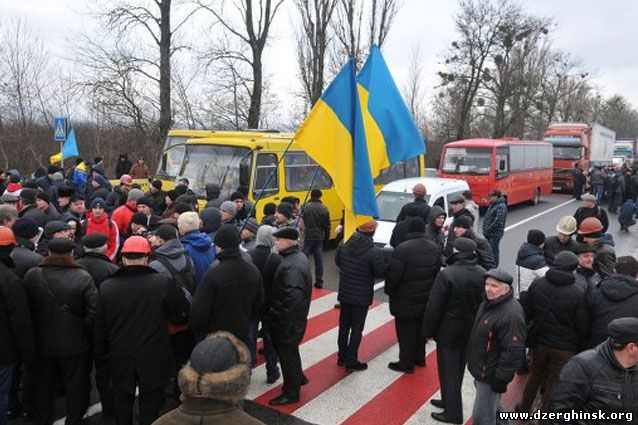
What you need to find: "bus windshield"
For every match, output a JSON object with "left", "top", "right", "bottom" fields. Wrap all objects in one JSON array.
[
  {"left": 553, "top": 146, "right": 582, "bottom": 160},
  {"left": 441, "top": 148, "right": 492, "bottom": 175},
  {"left": 376, "top": 191, "right": 430, "bottom": 222},
  {"left": 157, "top": 136, "right": 189, "bottom": 179},
  {"left": 180, "top": 145, "right": 251, "bottom": 199}
]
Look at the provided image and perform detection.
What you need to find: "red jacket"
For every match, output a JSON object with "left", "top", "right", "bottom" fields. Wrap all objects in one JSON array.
[
  {"left": 111, "top": 200, "right": 136, "bottom": 238},
  {"left": 84, "top": 213, "right": 119, "bottom": 261}
]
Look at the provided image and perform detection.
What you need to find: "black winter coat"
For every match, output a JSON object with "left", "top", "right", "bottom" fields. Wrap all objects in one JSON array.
[
  {"left": 447, "top": 228, "right": 495, "bottom": 271},
  {"left": 390, "top": 219, "right": 410, "bottom": 248},
  {"left": 0, "top": 261, "right": 36, "bottom": 366},
  {"left": 573, "top": 205, "right": 609, "bottom": 234},
  {"left": 396, "top": 198, "right": 430, "bottom": 223},
  {"left": 548, "top": 341, "right": 638, "bottom": 425},
  {"left": 522, "top": 268, "right": 588, "bottom": 351},
  {"left": 592, "top": 239, "right": 616, "bottom": 279},
  {"left": 543, "top": 236, "right": 578, "bottom": 265},
  {"left": 25, "top": 256, "right": 97, "bottom": 356},
  {"left": 248, "top": 245, "right": 282, "bottom": 317},
  {"left": 10, "top": 238, "right": 43, "bottom": 279},
  {"left": 269, "top": 246, "right": 312, "bottom": 345},
  {"left": 385, "top": 232, "right": 441, "bottom": 319},
  {"left": 584, "top": 274, "right": 638, "bottom": 349},
  {"left": 336, "top": 231, "right": 387, "bottom": 306},
  {"left": 422, "top": 252, "right": 485, "bottom": 349},
  {"left": 76, "top": 252, "right": 120, "bottom": 288},
  {"left": 301, "top": 200, "right": 330, "bottom": 241},
  {"left": 467, "top": 291, "right": 526, "bottom": 390},
  {"left": 515, "top": 243, "right": 547, "bottom": 270},
  {"left": 19, "top": 204, "right": 48, "bottom": 228},
  {"left": 95, "top": 265, "right": 190, "bottom": 393},
  {"left": 574, "top": 267, "right": 601, "bottom": 293},
  {"left": 190, "top": 248, "right": 264, "bottom": 345}
]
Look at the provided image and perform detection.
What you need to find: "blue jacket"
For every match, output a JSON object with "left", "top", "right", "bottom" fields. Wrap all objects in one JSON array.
[
  {"left": 483, "top": 198, "right": 507, "bottom": 239},
  {"left": 180, "top": 231, "right": 215, "bottom": 288},
  {"left": 618, "top": 200, "right": 638, "bottom": 224}
]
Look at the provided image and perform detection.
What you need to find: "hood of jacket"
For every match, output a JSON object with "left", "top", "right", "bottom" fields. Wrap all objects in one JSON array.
[
  {"left": 205, "top": 183, "right": 221, "bottom": 200},
  {"left": 344, "top": 231, "right": 374, "bottom": 256},
  {"left": 181, "top": 231, "right": 214, "bottom": 252},
  {"left": 600, "top": 274, "right": 638, "bottom": 302},
  {"left": 428, "top": 205, "right": 446, "bottom": 227},
  {"left": 516, "top": 242, "right": 546, "bottom": 268},
  {"left": 155, "top": 238, "right": 186, "bottom": 260},
  {"left": 447, "top": 251, "right": 477, "bottom": 266},
  {"left": 201, "top": 207, "right": 222, "bottom": 234},
  {"left": 599, "top": 233, "right": 615, "bottom": 247}
]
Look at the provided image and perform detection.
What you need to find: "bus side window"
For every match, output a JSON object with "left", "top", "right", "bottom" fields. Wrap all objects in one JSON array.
[
  {"left": 253, "top": 153, "right": 279, "bottom": 196},
  {"left": 496, "top": 152, "right": 509, "bottom": 179}
]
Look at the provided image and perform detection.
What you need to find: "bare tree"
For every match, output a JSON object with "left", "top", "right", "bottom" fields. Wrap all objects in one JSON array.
[
  {"left": 402, "top": 43, "right": 425, "bottom": 129},
  {"left": 295, "top": 0, "right": 338, "bottom": 107},
  {"left": 198, "top": 0, "right": 285, "bottom": 128},
  {"left": 368, "top": 0, "right": 399, "bottom": 48}
]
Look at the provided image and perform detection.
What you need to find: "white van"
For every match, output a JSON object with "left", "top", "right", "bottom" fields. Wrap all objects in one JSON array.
[{"left": 373, "top": 177, "right": 470, "bottom": 248}]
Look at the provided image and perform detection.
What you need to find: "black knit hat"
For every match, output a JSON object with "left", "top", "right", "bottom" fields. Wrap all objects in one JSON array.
[
  {"left": 527, "top": 229, "right": 546, "bottom": 247},
  {"left": 453, "top": 237, "right": 477, "bottom": 253},
  {"left": 215, "top": 224, "right": 240, "bottom": 249},
  {"left": 553, "top": 251, "right": 579, "bottom": 271},
  {"left": 151, "top": 180, "right": 163, "bottom": 190},
  {"left": 12, "top": 217, "right": 39, "bottom": 239},
  {"left": 20, "top": 189, "right": 36, "bottom": 204},
  {"left": 175, "top": 203, "right": 192, "bottom": 214},
  {"left": 407, "top": 217, "right": 425, "bottom": 233},
  {"left": 243, "top": 217, "right": 259, "bottom": 235},
  {"left": 230, "top": 191, "right": 244, "bottom": 201},
  {"left": 452, "top": 216, "right": 472, "bottom": 229},
  {"left": 155, "top": 224, "right": 178, "bottom": 241},
  {"left": 82, "top": 233, "right": 108, "bottom": 249},
  {"left": 136, "top": 196, "right": 153, "bottom": 207},
  {"left": 36, "top": 191, "right": 50, "bottom": 204},
  {"left": 130, "top": 212, "right": 147, "bottom": 226},
  {"left": 276, "top": 202, "right": 293, "bottom": 220}
]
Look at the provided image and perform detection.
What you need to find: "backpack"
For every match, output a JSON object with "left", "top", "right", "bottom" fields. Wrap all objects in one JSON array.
[{"left": 155, "top": 255, "right": 195, "bottom": 304}]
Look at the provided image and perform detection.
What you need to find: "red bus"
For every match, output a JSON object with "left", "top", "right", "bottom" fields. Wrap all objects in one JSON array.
[{"left": 437, "top": 138, "right": 553, "bottom": 207}]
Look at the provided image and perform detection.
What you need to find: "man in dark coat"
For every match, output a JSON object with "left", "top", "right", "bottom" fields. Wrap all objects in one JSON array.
[
  {"left": 395, "top": 183, "right": 430, "bottom": 223},
  {"left": 548, "top": 317, "right": 638, "bottom": 424},
  {"left": 577, "top": 217, "right": 616, "bottom": 279},
  {"left": 424, "top": 205, "right": 446, "bottom": 254},
  {"left": 423, "top": 237, "right": 485, "bottom": 425},
  {"left": 572, "top": 163, "right": 586, "bottom": 200},
  {"left": 75, "top": 233, "right": 119, "bottom": 288},
  {"left": 573, "top": 194, "right": 609, "bottom": 233},
  {"left": 147, "top": 180, "right": 166, "bottom": 217},
  {"left": 446, "top": 216, "right": 495, "bottom": 270},
  {"left": 115, "top": 153, "right": 133, "bottom": 179},
  {"left": 204, "top": 183, "right": 223, "bottom": 209},
  {"left": 94, "top": 236, "right": 189, "bottom": 425},
  {"left": 467, "top": 269, "right": 526, "bottom": 425},
  {"left": 444, "top": 195, "right": 475, "bottom": 249},
  {"left": 390, "top": 204, "right": 421, "bottom": 248},
  {"left": 267, "top": 227, "right": 312, "bottom": 406},
  {"left": 301, "top": 189, "right": 331, "bottom": 288},
  {"left": 10, "top": 217, "right": 43, "bottom": 279},
  {"left": 482, "top": 190, "right": 507, "bottom": 267},
  {"left": 584, "top": 256, "right": 638, "bottom": 350},
  {"left": 336, "top": 220, "right": 387, "bottom": 373},
  {"left": 544, "top": 216, "right": 579, "bottom": 265},
  {"left": 385, "top": 217, "right": 441, "bottom": 373},
  {"left": 0, "top": 228, "right": 36, "bottom": 425},
  {"left": 517, "top": 251, "right": 589, "bottom": 413},
  {"left": 190, "top": 224, "right": 264, "bottom": 346},
  {"left": 18, "top": 189, "right": 47, "bottom": 228},
  {"left": 24, "top": 238, "right": 96, "bottom": 425},
  {"left": 574, "top": 243, "right": 601, "bottom": 293}
]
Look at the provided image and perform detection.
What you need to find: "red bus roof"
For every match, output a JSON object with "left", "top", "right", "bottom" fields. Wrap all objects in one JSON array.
[{"left": 444, "top": 138, "right": 550, "bottom": 148}]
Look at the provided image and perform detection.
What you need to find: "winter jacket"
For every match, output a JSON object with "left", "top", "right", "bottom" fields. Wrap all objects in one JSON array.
[
  {"left": 390, "top": 219, "right": 411, "bottom": 248},
  {"left": 0, "top": 260, "right": 36, "bottom": 366},
  {"left": 84, "top": 214, "right": 119, "bottom": 261},
  {"left": 106, "top": 186, "right": 128, "bottom": 212},
  {"left": 152, "top": 399, "right": 265, "bottom": 425},
  {"left": 396, "top": 198, "right": 431, "bottom": 223},
  {"left": 95, "top": 265, "right": 189, "bottom": 393},
  {"left": 422, "top": 252, "right": 485, "bottom": 349},
  {"left": 618, "top": 200, "right": 638, "bottom": 225},
  {"left": 19, "top": 204, "right": 48, "bottom": 228},
  {"left": 75, "top": 252, "right": 119, "bottom": 288},
  {"left": 10, "top": 237, "right": 43, "bottom": 279},
  {"left": 385, "top": 232, "right": 441, "bottom": 319},
  {"left": 204, "top": 183, "right": 223, "bottom": 209},
  {"left": 424, "top": 206, "right": 446, "bottom": 253},
  {"left": 201, "top": 207, "right": 222, "bottom": 237},
  {"left": 543, "top": 236, "right": 578, "bottom": 265},
  {"left": 548, "top": 341, "right": 638, "bottom": 425},
  {"left": 482, "top": 197, "right": 507, "bottom": 239},
  {"left": 515, "top": 242, "right": 549, "bottom": 295},
  {"left": 129, "top": 162, "right": 149, "bottom": 179},
  {"left": 574, "top": 267, "right": 601, "bottom": 294},
  {"left": 573, "top": 205, "right": 609, "bottom": 234},
  {"left": 336, "top": 231, "right": 387, "bottom": 307},
  {"left": 522, "top": 268, "right": 588, "bottom": 351},
  {"left": 248, "top": 246, "right": 282, "bottom": 317},
  {"left": 180, "top": 231, "right": 215, "bottom": 288},
  {"left": 189, "top": 248, "right": 264, "bottom": 345},
  {"left": 465, "top": 201, "right": 480, "bottom": 233},
  {"left": 591, "top": 239, "right": 616, "bottom": 279},
  {"left": 447, "top": 228, "right": 495, "bottom": 271},
  {"left": 24, "top": 255, "right": 97, "bottom": 356},
  {"left": 116, "top": 159, "right": 133, "bottom": 179},
  {"left": 467, "top": 290, "right": 526, "bottom": 391},
  {"left": 149, "top": 238, "right": 190, "bottom": 277},
  {"left": 584, "top": 274, "right": 638, "bottom": 349},
  {"left": 301, "top": 200, "right": 330, "bottom": 241},
  {"left": 148, "top": 190, "right": 167, "bottom": 216},
  {"left": 111, "top": 200, "right": 137, "bottom": 237},
  {"left": 268, "top": 245, "right": 312, "bottom": 346}
]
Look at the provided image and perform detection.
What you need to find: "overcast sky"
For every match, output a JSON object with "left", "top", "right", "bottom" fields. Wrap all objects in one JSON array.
[{"left": 2, "top": 0, "right": 638, "bottom": 122}]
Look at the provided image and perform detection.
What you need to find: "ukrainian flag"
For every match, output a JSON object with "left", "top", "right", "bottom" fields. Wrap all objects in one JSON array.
[
  {"left": 296, "top": 59, "right": 377, "bottom": 238},
  {"left": 356, "top": 45, "right": 426, "bottom": 181},
  {"left": 50, "top": 128, "right": 80, "bottom": 164}
]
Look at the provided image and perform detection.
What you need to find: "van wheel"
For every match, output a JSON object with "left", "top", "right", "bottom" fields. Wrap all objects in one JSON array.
[{"left": 532, "top": 188, "right": 541, "bottom": 205}]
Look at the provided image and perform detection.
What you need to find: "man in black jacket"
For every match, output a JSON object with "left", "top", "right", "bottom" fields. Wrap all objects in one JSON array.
[
  {"left": 467, "top": 269, "right": 526, "bottom": 425},
  {"left": 573, "top": 194, "right": 609, "bottom": 233},
  {"left": 390, "top": 204, "right": 421, "bottom": 248},
  {"left": 549, "top": 317, "right": 638, "bottom": 424},
  {"left": 574, "top": 243, "right": 601, "bottom": 293},
  {"left": 301, "top": 189, "right": 330, "bottom": 288},
  {"left": 10, "top": 217, "right": 43, "bottom": 279},
  {"left": 385, "top": 217, "right": 441, "bottom": 373},
  {"left": 423, "top": 238, "right": 485, "bottom": 424},
  {"left": 517, "top": 251, "right": 588, "bottom": 413},
  {"left": 268, "top": 226, "right": 312, "bottom": 406},
  {"left": 75, "top": 233, "right": 119, "bottom": 288},
  {"left": 584, "top": 256, "right": 638, "bottom": 349},
  {"left": 395, "top": 183, "right": 430, "bottom": 223},
  {"left": 446, "top": 216, "right": 495, "bottom": 270},
  {"left": 94, "top": 236, "right": 189, "bottom": 425},
  {"left": 0, "top": 228, "right": 36, "bottom": 425},
  {"left": 190, "top": 224, "right": 264, "bottom": 347},
  {"left": 336, "top": 220, "right": 387, "bottom": 373},
  {"left": 544, "top": 216, "right": 579, "bottom": 265},
  {"left": 24, "top": 238, "right": 96, "bottom": 425}
]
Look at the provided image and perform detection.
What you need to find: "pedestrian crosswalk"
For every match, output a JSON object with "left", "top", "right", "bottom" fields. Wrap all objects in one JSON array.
[{"left": 248, "top": 288, "right": 524, "bottom": 424}]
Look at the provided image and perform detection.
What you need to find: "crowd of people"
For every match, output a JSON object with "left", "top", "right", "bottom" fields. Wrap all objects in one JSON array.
[{"left": 0, "top": 159, "right": 637, "bottom": 425}]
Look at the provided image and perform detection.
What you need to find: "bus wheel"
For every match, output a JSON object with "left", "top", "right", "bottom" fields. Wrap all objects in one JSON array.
[{"left": 532, "top": 188, "right": 541, "bottom": 205}]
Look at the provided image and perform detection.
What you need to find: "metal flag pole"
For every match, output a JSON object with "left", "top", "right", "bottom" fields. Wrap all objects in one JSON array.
[{"left": 294, "top": 164, "right": 322, "bottom": 229}]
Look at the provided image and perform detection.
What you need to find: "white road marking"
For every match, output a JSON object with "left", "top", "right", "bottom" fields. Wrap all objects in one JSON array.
[{"left": 503, "top": 198, "right": 576, "bottom": 232}]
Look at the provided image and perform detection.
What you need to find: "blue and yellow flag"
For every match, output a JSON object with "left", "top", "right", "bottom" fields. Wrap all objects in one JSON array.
[
  {"left": 356, "top": 44, "right": 426, "bottom": 180},
  {"left": 50, "top": 128, "right": 79, "bottom": 164},
  {"left": 296, "top": 59, "right": 377, "bottom": 238}
]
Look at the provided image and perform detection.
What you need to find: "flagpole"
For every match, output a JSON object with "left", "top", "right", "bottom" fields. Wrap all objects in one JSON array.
[
  {"left": 60, "top": 141, "right": 64, "bottom": 169},
  {"left": 294, "top": 164, "right": 322, "bottom": 229}
]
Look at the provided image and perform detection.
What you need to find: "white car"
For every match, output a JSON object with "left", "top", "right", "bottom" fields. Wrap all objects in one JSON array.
[{"left": 373, "top": 177, "right": 470, "bottom": 248}]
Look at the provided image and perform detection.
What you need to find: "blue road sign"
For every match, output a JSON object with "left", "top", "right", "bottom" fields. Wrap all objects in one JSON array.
[{"left": 54, "top": 117, "right": 67, "bottom": 142}]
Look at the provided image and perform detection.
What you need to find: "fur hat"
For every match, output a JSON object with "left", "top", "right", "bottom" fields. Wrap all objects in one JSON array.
[{"left": 178, "top": 331, "right": 251, "bottom": 402}]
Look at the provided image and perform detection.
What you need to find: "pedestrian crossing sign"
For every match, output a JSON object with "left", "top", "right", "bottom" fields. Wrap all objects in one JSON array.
[{"left": 54, "top": 117, "right": 67, "bottom": 142}]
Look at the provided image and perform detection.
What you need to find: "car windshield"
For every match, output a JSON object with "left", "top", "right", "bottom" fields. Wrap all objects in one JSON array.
[
  {"left": 376, "top": 191, "right": 430, "bottom": 222},
  {"left": 441, "top": 147, "right": 492, "bottom": 175},
  {"left": 157, "top": 136, "right": 189, "bottom": 179},
  {"left": 180, "top": 144, "right": 251, "bottom": 199},
  {"left": 553, "top": 146, "right": 582, "bottom": 160}
]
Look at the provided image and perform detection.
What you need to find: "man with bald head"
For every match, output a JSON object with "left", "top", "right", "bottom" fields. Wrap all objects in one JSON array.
[{"left": 396, "top": 183, "right": 430, "bottom": 223}]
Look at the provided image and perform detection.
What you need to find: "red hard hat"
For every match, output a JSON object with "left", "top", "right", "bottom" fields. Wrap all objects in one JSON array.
[
  {"left": 0, "top": 226, "right": 17, "bottom": 246},
  {"left": 121, "top": 235, "right": 151, "bottom": 255},
  {"left": 577, "top": 217, "right": 603, "bottom": 235}
]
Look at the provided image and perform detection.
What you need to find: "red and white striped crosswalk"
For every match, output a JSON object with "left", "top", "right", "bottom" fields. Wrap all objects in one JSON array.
[{"left": 248, "top": 288, "right": 524, "bottom": 425}]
